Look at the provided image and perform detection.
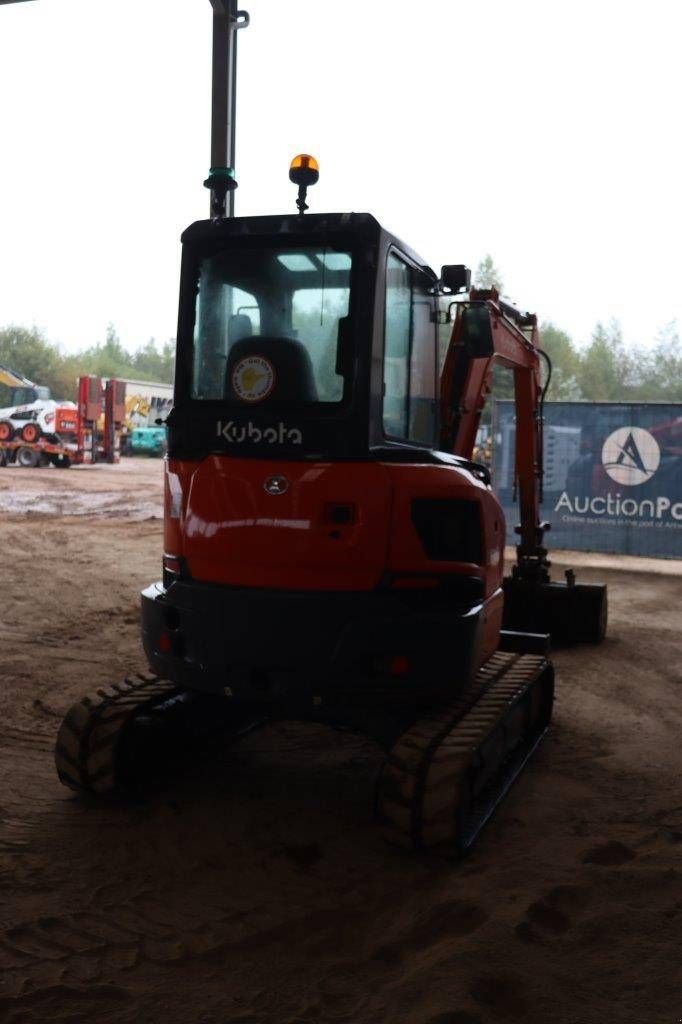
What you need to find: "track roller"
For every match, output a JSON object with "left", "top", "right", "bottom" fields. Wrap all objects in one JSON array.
[{"left": 376, "top": 651, "right": 554, "bottom": 855}]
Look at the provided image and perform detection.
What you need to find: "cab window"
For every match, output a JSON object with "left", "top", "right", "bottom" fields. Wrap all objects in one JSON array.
[
  {"left": 191, "top": 247, "right": 350, "bottom": 404},
  {"left": 382, "top": 252, "right": 437, "bottom": 444}
]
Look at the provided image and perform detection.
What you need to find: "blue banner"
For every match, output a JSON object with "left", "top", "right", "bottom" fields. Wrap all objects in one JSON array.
[{"left": 492, "top": 401, "right": 682, "bottom": 558}]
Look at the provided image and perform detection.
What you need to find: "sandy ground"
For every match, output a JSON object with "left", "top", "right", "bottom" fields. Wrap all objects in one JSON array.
[{"left": 1, "top": 459, "right": 681, "bottom": 1024}]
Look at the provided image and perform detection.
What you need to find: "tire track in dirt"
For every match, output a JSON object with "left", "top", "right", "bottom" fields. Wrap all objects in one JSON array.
[
  {"left": 0, "top": 982, "right": 137, "bottom": 1024},
  {"left": 0, "top": 895, "right": 371, "bottom": 996}
]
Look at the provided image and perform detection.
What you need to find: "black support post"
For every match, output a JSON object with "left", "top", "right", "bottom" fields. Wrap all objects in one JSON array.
[{"left": 207, "top": 0, "right": 249, "bottom": 218}]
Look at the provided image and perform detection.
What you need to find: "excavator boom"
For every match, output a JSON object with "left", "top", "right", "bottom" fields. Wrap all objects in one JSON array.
[
  {"left": 0, "top": 362, "right": 35, "bottom": 389},
  {"left": 440, "top": 289, "right": 607, "bottom": 643},
  {"left": 442, "top": 290, "right": 543, "bottom": 549}
]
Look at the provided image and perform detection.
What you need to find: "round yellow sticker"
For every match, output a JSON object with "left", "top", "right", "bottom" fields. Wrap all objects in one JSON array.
[{"left": 231, "top": 355, "right": 276, "bottom": 403}]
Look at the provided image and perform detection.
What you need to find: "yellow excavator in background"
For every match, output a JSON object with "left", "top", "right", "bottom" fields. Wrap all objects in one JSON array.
[{"left": 0, "top": 364, "right": 32, "bottom": 390}]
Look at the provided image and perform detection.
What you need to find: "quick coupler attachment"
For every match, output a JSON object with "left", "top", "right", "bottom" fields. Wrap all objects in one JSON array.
[{"left": 502, "top": 575, "right": 607, "bottom": 646}]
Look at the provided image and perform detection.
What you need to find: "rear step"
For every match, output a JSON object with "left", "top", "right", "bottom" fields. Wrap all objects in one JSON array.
[{"left": 376, "top": 651, "right": 554, "bottom": 855}]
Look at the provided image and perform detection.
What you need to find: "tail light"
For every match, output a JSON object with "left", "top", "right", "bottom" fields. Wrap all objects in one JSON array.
[
  {"left": 372, "top": 654, "right": 411, "bottom": 677},
  {"left": 162, "top": 553, "right": 188, "bottom": 588},
  {"left": 389, "top": 655, "right": 410, "bottom": 676}
]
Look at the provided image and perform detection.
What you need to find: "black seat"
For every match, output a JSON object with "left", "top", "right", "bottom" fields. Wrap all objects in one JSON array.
[
  {"left": 225, "top": 337, "right": 318, "bottom": 402},
  {"left": 227, "top": 313, "right": 254, "bottom": 346}
]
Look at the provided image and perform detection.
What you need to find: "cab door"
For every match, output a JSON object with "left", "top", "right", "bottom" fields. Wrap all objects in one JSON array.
[{"left": 369, "top": 247, "right": 438, "bottom": 453}]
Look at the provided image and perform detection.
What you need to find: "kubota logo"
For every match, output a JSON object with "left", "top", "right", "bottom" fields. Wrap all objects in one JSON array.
[
  {"left": 601, "top": 427, "right": 660, "bottom": 486},
  {"left": 263, "top": 475, "right": 289, "bottom": 495},
  {"left": 217, "top": 420, "right": 302, "bottom": 445}
]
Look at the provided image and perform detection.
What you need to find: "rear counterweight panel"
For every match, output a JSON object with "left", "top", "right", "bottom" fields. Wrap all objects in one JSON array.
[{"left": 141, "top": 579, "right": 491, "bottom": 709}]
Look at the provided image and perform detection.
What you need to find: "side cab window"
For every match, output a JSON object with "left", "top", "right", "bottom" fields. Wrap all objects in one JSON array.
[{"left": 382, "top": 251, "right": 437, "bottom": 445}]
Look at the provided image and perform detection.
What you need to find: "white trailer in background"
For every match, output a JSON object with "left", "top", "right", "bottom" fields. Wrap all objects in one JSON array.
[{"left": 115, "top": 378, "right": 173, "bottom": 456}]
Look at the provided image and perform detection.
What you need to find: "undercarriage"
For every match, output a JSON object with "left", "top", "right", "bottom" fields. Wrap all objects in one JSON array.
[{"left": 55, "top": 642, "right": 553, "bottom": 855}]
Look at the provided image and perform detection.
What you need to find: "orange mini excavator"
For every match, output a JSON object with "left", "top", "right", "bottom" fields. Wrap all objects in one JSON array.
[
  {"left": 55, "top": 3, "right": 606, "bottom": 854},
  {"left": 55, "top": 188, "right": 606, "bottom": 852}
]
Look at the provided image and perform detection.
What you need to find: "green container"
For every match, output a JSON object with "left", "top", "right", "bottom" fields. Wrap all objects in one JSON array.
[{"left": 130, "top": 426, "right": 167, "bottom": 456}]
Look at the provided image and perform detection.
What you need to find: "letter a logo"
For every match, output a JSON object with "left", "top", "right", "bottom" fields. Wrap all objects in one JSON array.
[
  {"left": 616, "top": 432, "right": 647, "bottom": 473},
  {"left": 602, "top": 426, "right": 660, "bottom": 486}
]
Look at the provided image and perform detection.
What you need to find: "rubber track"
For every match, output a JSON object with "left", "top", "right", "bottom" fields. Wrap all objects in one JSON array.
[
  {"left": 376, "top": 652, "right": 553, "bottom": 854},
  {"left": 55, "top": 673, "right": 181, "bottom": 797}
]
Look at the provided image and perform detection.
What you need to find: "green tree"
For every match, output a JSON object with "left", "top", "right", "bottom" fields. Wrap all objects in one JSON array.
[
  {"left": 474, "top": 254, "right": 503, "bottom": 291},
  {"left": 0, "top": 325, "right": 73, "bottom": 401},
  {"left": 627, "top": 323, "right": 682, "bottom": 401},
  {"left": 78, "top": 323, "right": 134, "bottom": 379},
  {"left": 0, "top": 322, "right": 175, "bottom": 406},
  {"left": 132, "top": 337, "right": 175, "bottom": 382},
  {"left": 650, "top": 324, "right": 682, "bottom": 400},
  {"left": 578, "top": 320, "right": 632, "bottom": 400},
  {"left": 538, "top": 321, "right": 582, "bottom": 399}
]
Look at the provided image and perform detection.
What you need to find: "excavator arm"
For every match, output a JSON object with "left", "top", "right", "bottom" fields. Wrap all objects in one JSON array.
[
  {"left": 441, "top": 288, "right": 548, "bottom": 576},
  {"left": 0, "top": 363, "right": 35, "bottom": 389},
  {"left": 440, "top": 289, "right": 607, "bottom": 644}
]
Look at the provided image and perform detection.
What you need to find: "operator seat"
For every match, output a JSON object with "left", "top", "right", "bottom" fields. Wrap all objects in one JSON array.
[
  {"left": 225, "top": 336, "right": 319, "bottom": 403},
  {"left": 227, "top": 313, "right": 254, "bottom": 346}
]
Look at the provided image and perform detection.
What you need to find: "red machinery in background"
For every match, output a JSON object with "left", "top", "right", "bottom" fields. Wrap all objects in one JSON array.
[
  {"left": 103, "top": 378, "right": 126, "bottom": 463},
  {"left": 77, "top": 375, "right": 126, "bottom": 465},
  {"left": 0, "top": 375, "right": 125, "bottom": 468},
  {"left": 76, "top": 374, "right": 102, "bottom": 463}
]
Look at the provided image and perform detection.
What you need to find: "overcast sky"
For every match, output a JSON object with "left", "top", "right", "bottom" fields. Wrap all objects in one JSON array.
[{"left": 1, "top": 0, "right": 680, "bottom": 354}]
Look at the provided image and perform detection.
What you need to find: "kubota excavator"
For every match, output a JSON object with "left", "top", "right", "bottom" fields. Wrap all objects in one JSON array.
[{"left": 54, "top": 2, "right": 606, "bottom": 855}]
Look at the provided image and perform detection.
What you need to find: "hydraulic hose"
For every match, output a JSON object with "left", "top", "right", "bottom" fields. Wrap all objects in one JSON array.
[{"left": 537, "top": 348, "right": 553, "bottom": 503}]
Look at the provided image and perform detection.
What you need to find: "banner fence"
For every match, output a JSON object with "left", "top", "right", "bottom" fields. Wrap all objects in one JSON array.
[{"left": 491, "top": 401, "right": 682, "bottom": 558}]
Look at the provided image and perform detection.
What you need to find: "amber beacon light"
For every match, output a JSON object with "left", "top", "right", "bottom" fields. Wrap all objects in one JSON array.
[{"left": 289, "top": 154, "right": 319, "bottom": 214}]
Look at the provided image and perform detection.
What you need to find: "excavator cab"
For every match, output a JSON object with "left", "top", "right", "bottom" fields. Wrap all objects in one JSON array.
[{"left": 169, "top": 212, "right": 443, "bottom": 462}]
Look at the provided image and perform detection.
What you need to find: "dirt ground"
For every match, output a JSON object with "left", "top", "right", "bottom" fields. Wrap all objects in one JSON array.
[{"left": 1, "top": 459, "right": 681, "bottom": 1024}]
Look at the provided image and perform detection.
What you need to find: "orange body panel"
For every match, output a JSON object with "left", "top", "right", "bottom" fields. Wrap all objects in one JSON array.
[
  {"left": 165, "top": 456, "right": 505, "bottom": 652},
  {"left": 164, "top": 456, "right": 506, "bottom": 670},
  {"left": 165, "top": 457, "right": 393, "bottom": 590}
]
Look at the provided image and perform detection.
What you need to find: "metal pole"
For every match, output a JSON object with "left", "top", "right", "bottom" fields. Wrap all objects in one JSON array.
[{"left": 207, "top": 0, "right": 249, "bottom": 219}]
